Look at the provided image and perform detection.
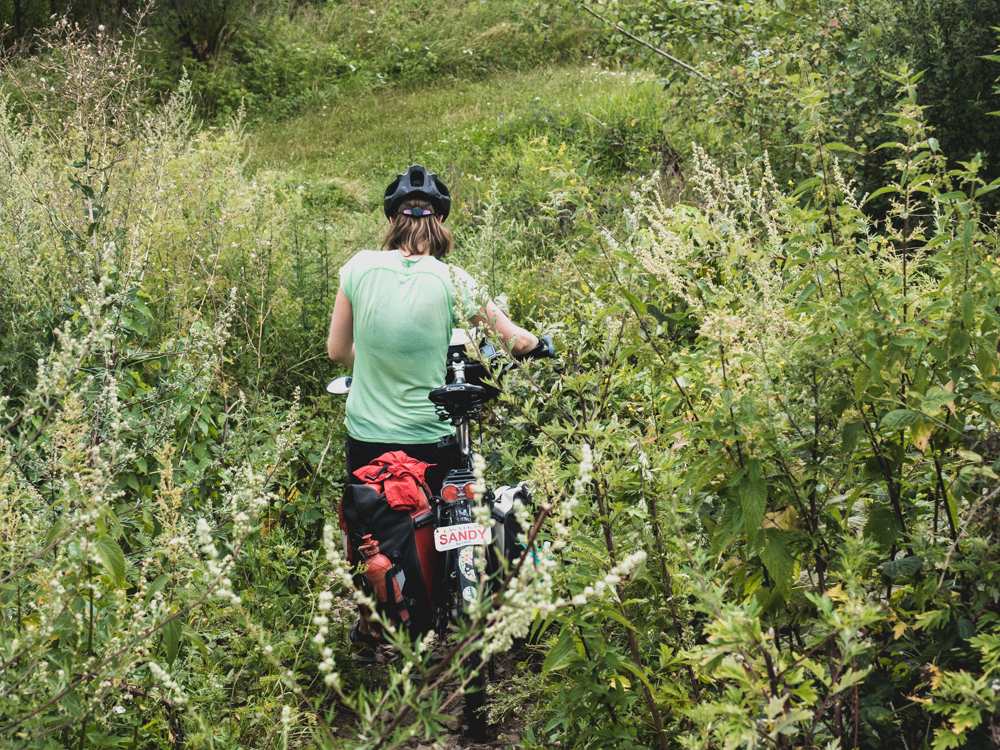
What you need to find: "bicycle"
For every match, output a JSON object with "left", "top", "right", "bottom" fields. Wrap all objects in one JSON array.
[{"left": 328, "top": 329, "right": 553, "bottom": 738}]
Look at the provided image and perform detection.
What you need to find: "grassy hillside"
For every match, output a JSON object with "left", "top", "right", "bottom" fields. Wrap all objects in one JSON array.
[{"left": 166, "top": 0, "right": 597, "bottom": 123}]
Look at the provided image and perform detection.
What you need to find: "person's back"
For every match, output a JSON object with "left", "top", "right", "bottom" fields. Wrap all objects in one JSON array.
[{"left": 340, "top": 249, "right": 474, "bottom": 444}]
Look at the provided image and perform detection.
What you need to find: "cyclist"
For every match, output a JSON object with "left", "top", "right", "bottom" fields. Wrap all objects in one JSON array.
[
  {"left": 327, "top": 165, "right": 539, "bottom": 659},
  {"left": 328, "top": 164, "right": 538, "bottom": 492}
]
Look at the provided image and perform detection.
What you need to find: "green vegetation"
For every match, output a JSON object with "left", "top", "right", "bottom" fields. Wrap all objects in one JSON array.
[{"left": 3, "top": 1, "right": 1000, "bottom": 749}]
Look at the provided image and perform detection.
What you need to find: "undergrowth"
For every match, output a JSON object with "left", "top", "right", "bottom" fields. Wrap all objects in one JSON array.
[{"left": 3, "top": 4, "right": 1000, "bottom": 750}]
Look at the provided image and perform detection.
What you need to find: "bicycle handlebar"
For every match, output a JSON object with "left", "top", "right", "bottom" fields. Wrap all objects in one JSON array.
[{"left": 515, "top": 335, "right": 554, "bottom": 361}]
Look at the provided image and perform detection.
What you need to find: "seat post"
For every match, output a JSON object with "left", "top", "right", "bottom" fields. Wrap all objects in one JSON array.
[{"left": 451, "top": 357, "right": 473, "bottom": 469}]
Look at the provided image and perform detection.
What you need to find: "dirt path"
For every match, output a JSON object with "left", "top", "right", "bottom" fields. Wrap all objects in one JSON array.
[{"left": 331, "top": 646, "right": 531, "bottom": 750}]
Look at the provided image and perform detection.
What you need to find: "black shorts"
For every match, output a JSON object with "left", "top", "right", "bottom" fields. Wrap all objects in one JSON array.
[{"left": 345, "top": 435, "right": 463, "bottom": 496}]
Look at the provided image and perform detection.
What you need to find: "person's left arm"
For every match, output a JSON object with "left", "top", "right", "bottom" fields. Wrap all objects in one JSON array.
[{"left": 328, "top": 288, "right": 355, "bottom": 367}]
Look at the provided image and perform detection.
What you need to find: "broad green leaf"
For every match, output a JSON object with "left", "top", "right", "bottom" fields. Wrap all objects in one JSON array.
[
  {"left": 619, "top": 659, "right": 655, "bottom": 692},
  {"left": 621, "top": 288, "right": 647, "bottom": 316},
  {"left": 163, "top": 616, "right": 183, "bottom": 665},
  {"left": 880, "top": 409, "right": 920, "bottom": 431},
  {"left": 863, "top": 185, "right": 899, "bottom": 202},
  {"left": 543, "top": 626, "right": 581, "bottom": 674},
  {"left": 956, "top": 618, "right": 976, "bottom": 640},
  {"left": 920, "top": 386, "right": 956, "bottom": 416},
  {"left": 864, "top": 504, "right": 903, "bottom": 548},
  {"left": 824, "top": 142, "right": 859, "bottom": 154},
  {"left": 946, "top": 491, "right": 961, "bottom": 534},
  {"left": 45, "top": 517, "right": 68, "bottom": 548},
  {"left": 910, "top": 420, "right": 935, "bottom": 452},
  {"left": 760, "top": 531, "right": 795, "bottom": 598},
  {"left": 145, "top": 574, "right": 170, "bottom": 603},
  {"left": 841, "top": 421, "right": 863, "bottom": 454},
  {"left": 979, "top": 339, "right": 1000, "bottom": 377},
  {"left": 95, "top": 536, "right": 126, "bottom": 589},
  {"left": 882, "top": 555, "right": 923, "bottom": 579},
  {"left": 710, "top": 501, "right": 743, "bottom": 559},
  {"left": 935, "top": 191, "right": 968, "bottom": 202},
  {"left": 740, "top": 460, "right": 767, "bottom": 548},
  {"left": 60, "top": 689, "right": 82, "bottom": 717},
  {"left": 961, "top": 293, "right": 975, "bottom": 328},
  {"left": 853, "top": 366, "right": 872, "bottom": 401},
  {"left": 595, "top": 605, "right": 638, "bottom": 632},
  {"left": 795, "top": 283, "right": 818, "bottom": 305}
]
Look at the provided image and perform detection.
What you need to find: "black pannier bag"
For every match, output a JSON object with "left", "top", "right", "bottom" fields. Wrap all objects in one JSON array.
[
  {"left": 488, "top": 481, "right": 532, "bottom": 567},
  {"left": 339, "top": 483, "right": 436, "bottom": 635}
]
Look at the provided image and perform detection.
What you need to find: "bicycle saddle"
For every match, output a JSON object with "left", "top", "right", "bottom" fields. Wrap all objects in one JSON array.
[{"left": 428, "top": 382, "right": 485, "bottom": 421}]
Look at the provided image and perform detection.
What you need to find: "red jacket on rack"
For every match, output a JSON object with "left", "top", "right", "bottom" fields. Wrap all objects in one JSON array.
[{"left": 352, "top": 451, "right": 432, "bottom": 512}]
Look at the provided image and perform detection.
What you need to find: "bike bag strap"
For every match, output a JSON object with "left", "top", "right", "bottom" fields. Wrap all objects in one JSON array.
[
  {"left": 343, "top": 484, "right": 383, "bottom": 545},
  {"left": 384, "top": 567, "right": 411, "bottom": 627}
]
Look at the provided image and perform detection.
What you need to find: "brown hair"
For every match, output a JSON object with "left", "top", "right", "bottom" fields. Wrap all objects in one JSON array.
[{"left": 381, "top": 198, "right": 453, "bottom": 259}]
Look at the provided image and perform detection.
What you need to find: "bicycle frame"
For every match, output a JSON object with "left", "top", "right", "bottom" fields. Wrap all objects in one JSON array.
[
  {"left": 430, "top": 355, "right": 495, "bottom": 623},
  {"left": 329, "top": 331, "right": 551, "bottom": 739}
]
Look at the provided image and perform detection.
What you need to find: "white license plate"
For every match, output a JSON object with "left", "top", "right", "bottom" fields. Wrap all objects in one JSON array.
[{"left": 434, "top": 523, "right": 492, "bottom": 551}]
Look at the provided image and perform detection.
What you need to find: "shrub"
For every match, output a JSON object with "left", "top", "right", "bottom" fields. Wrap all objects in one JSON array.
[
  {"left": 573, "top": 0, "right": 1000, "bottom": 203},
  {"left": 481, "top": 71, "right": 1000, "bottom": 750}
]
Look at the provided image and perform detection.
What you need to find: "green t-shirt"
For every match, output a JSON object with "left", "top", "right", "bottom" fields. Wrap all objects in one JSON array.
[{"left": 338, "top": 249, "right": 478, "bottom": 443}]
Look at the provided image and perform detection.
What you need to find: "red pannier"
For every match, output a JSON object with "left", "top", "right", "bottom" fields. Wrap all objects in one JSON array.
[{"left": 338, "top": 452, "right": 437, "bottom": 635}]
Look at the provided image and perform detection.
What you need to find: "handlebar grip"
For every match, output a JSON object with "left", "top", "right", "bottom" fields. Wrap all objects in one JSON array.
[{"left": 518, "top": 335, "right": 555, "bottom": 360}]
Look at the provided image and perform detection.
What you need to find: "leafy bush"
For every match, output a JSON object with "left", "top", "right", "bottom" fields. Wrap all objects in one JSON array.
[
  {"left": 0, "top": 24, "right": 353, "bottom": 747},
  {"left": 572, "top": 0, "right": 1000, "bottom": 202},
  {"left": 471, "top": 72, "right": 1000, "bottom": 750}
]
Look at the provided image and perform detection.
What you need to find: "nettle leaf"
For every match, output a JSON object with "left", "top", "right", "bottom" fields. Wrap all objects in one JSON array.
[
  {"left": 760, "top": 530, "right": 795, "bottom": 598},
  {"left": 710, "top": 501, "right": 744, "bottom": 559},
  {"left": 740, "top": 459, "right": 767, "bottom": 548},
  {"left": 956, "top": 618, "right": 976, "bottom": 640},
  {"left": 94, "top": 535, "right": 126, "bottom": 589},
  {"left": 880, "top": 409, "right": 920, "bottom": 431},
  {"left": 882, "top": 555, "right": 923, "bottom": 579},
  {"left": 980, "top": 304, "right": 1000, "bottom": 331},
  {"left": 864, "top": 504, "right": 903, "bottom": 548},
  {"left": 977, "top": 344, "right": 998, "bottom": 381},
  {"left": 961, "top": 293, "right": 976, "bottom": 328},
  {"left": 841, "top": 420, "right": 863, "bottom": 454},
  {"left": 948, "top": 330, "right": 971, "bottom": 359}
]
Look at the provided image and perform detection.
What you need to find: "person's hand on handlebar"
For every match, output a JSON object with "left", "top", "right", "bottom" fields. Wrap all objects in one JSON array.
[
  {"left": 470, "top": 301, "right": 539, "bottom": 356},
  {"left": 516, "top": 335, "right": 555, "bottom": 360}
]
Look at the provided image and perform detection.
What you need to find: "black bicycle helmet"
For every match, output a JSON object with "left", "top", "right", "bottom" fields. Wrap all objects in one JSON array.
[{"left": 383, "top": 165, "right": 451, "bottom": 222}]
